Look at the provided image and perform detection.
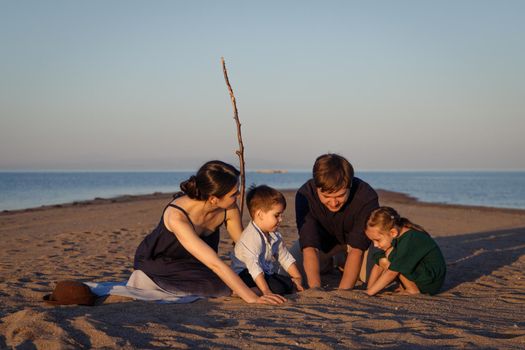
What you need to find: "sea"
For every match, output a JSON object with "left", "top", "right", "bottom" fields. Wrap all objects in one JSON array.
[{"left": 0, "top": 171, "right": 524, "bottom": 211}]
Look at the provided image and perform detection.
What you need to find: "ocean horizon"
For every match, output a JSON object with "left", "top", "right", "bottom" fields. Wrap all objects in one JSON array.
[{"left": 1, "top": 170, "right": 525, "bottom": 211}]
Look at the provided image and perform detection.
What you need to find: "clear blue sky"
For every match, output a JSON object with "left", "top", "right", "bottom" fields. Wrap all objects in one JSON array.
[{"left": 1, "top": 0, "right": 524, "bottom": 171}]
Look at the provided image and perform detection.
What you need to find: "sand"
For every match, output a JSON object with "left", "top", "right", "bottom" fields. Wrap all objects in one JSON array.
[{"left": 1, "top": 189, "right": 524, "bottom": 349}]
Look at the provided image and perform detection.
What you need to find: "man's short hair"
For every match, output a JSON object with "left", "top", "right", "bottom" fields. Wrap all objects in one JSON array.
[
  {"left": 246, "top": 185, "right": 286, "bottom": 218},
  {"left": 313, "top": 153, "right": 354, "bottom": 192}
]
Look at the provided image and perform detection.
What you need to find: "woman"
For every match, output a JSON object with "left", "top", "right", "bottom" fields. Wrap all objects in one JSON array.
[{"left": 134, "top": 160, "right": 285, "bottom": 305}]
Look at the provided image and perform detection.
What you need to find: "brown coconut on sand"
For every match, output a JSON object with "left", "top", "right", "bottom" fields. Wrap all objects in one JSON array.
[{"left": 1, "top": 189, "right": 524, "bottom": 349}]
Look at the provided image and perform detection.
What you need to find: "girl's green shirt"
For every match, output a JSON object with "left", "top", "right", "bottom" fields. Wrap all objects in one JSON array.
[{"left": 373, "top": 229, "right": 446, "bottom": 295}]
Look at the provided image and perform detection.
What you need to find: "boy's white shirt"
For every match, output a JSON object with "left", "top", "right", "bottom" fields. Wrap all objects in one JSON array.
[{"left": 231, "top": 221, "right": 296, "bottom": 281}]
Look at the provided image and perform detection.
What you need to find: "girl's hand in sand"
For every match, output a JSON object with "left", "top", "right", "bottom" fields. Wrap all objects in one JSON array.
[{"left": 255, "top": 293, "right": 286, "bottom": 305}]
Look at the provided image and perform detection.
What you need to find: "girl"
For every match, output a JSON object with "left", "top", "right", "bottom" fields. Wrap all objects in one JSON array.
[
  {"left": 365, "top": 207, "right": 446, "bottom": 296},
  {"left": 134, "top": 160, "right": 285, "bottom": 305}
]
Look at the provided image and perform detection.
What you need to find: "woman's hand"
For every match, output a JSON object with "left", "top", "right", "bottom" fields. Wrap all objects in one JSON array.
[{"left": 254, "top": 293, "right": 287, "bottom": 305}]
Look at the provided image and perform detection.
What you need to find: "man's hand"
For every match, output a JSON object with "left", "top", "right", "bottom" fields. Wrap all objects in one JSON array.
[
  {"left": 303, "top": 247, "right": 322, "bottom": 288},
  {"left": 338, "top": 245, "right": 364, "bottom": 290}
]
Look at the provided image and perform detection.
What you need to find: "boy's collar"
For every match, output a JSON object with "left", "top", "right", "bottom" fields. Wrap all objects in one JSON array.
[
  {"left": 251, "top": 221, "right": 276, "bottom": 238},
  {"left": 251, "top": 221, "right": 266, "bottom": 234}
]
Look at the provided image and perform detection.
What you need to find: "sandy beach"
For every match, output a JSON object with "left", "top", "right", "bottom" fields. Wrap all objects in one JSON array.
[{"left": 1, "top": 189, "right": 524, "bottom": 349}]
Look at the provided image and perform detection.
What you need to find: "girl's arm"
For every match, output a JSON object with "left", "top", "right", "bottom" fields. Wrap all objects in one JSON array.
[
  {"left": 367, "top": 264, "right": 383, "bottom": 288},
  {"left": 378, "top": 256, "right": 391, "bottom": 270},
  {"left": 166, "top": 211, "right": 285, "bottom": 305},
  {"left": 224, "top": 205, "right": 243, "bottom": 243},
  {"left": 366, "top": 268, "right": 399, "bottom": 296}
]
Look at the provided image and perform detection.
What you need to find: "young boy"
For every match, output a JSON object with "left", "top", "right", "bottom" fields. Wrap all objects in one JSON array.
[{"left": 232, "top": 185, "right": 304, "bottom": 296}]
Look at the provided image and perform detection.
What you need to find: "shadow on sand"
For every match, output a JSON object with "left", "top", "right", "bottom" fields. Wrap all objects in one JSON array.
[
  {"left": 435, "top": 226, "right": 525, "bottom": 291},
  {"left": 317, "top": 226, "right": 525, "bottom": 293},
  {"left": 1, "top": 299, "right": 240, "bottom": 350}
]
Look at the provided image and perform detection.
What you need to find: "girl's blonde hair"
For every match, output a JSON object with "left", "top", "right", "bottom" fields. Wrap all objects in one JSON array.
[{"left": 367, "top": 206, "right": 427, "bottom": 234}]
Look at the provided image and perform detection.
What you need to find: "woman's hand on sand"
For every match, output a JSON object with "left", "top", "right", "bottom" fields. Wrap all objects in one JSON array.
[{"left": 254, "top": 293, "right": 286, "bottom": 305}]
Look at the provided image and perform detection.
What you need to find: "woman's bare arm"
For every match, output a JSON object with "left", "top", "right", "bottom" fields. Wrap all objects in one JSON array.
[
  {"left": 224, "top": 205, "right": 243, "bottom": 243},
  {"left": 166, "top": 210, "right": 285, "bottom": 304}
]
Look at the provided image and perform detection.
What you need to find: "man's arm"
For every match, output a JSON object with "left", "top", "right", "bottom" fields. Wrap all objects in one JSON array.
[
  {"left": 338, "top": 245, "right": 364, "bottom": 290},
  {"left": 295, "top": 189, "right": 323, "bottom": 289},
  {"left": 303, "top": 247, "right": 322, "bottom": 288},
  {"left": 339, "top": 194, "right": 380, "bottom": 289}
]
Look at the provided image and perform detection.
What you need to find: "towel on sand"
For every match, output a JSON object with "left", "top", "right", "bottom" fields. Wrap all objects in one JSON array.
[{"left": 85, "top": 270, "right": 202, "bottom": 303}]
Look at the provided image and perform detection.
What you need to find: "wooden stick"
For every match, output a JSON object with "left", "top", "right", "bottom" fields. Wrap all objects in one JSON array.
[{"left": 221, "top": 57, "right": 246, "bottom": 218}]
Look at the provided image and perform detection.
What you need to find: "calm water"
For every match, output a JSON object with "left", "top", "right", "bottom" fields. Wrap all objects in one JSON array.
[{"left": 0, "top": 171, "right": 524, "bottom": 211}]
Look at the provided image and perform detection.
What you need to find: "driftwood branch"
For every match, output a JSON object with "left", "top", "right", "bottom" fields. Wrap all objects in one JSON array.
[{"left": 221, "top": 57, "right": 246, "bottom": 218}]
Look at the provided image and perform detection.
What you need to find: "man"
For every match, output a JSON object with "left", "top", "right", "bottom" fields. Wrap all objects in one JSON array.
[{"left": 295, "top": 154, "right": 379, "bottom": 290}]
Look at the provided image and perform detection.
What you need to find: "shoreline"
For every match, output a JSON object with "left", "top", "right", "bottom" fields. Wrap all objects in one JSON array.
[{"left": 3, "top": 188, "right": 525, "bottom": 216}]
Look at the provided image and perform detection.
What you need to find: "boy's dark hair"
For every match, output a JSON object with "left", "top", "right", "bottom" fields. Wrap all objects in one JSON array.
[
  {"left": 313, "top": 153, "right": 354, "bottom": 193},
  {"left": 246, "top": 185, "right": 286, "bottom": 218}
]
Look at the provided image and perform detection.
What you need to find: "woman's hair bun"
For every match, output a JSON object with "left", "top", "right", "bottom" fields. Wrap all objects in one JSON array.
[
  {"left": 180, "top": 175, "right": 200, "bottom": 199},
  {"left": 179, "top": 160, "right": 240, "bottom": 201}
]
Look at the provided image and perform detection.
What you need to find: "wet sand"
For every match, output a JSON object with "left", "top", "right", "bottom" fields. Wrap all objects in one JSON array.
[{"left": 1, "top": 189, "right": 524, "bottom": 349}]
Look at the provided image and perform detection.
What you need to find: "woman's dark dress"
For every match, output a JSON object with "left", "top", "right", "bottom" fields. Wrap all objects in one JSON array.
[{"left": 134, "top": 193, "right": 230, "bottom": 297}]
